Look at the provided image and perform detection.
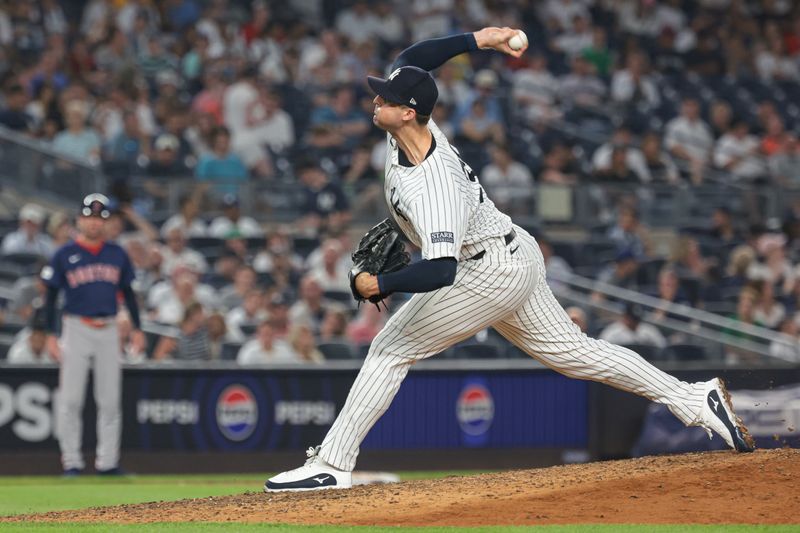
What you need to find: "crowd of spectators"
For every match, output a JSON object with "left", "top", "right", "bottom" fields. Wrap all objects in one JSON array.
[{"left": 0, "top": 0, "right": 799, "bottom": 363}]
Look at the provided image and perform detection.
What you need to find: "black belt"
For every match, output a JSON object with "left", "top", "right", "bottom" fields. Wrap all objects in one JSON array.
[{"left": 469, "top": 229, "right": 516, "bottom": 261}]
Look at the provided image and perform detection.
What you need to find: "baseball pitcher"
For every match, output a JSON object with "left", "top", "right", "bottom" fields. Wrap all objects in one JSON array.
[
  {"left": 265, "top": 27, "right": 753, "bottom": 492},
  {"left": 42, "top": 194, "right": 144, "bottom": 476}
]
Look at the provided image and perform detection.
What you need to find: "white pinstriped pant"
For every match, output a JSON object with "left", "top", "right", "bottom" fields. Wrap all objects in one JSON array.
[{"left": 319, "top": 226, "right": 706, "bottom": 471}]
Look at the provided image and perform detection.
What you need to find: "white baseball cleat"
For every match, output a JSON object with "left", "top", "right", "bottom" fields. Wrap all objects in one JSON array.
[
  {"left": 264, "top": 446, "right": 352, "bottom": 492},
  {"left": 697, "top": 378, "right": 755, "bottom": 452}
]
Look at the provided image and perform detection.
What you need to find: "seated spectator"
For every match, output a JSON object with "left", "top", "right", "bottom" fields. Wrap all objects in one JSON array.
[
  {"left": 0, "top": 84, "right": 34, "bottom": 133},
  {"left": 558, "top": 55, "right": 607, "bottom": 110},
  {"left": 723, "top": 286, "right": 765, "bottom": 363},
  {"left": 161, "top": 193, "right": 207, "bottom": 238},
  {"left": 640, "top": 131, "right": 680, "bottom": 184},
  {"left": 103, "top": 109, "right": 149, "bottom": 178},
  {"left": 749, "top": 233, "right": 795, "bottom": 297},
  {"left": 599, "top": 303, "right": 667, "bottom": 348},
  {"left": 253, "top": 229, "right": 304, "bottom": 274},
  {"left": 434, "top": 62, "right": 470, "bottom": 109},
  {"left": 1, "top": 204, "right": 54, "bottom": 257},
  {"left": 226, "top": 289, "right": 267, "bottom": 343},
  {"left": 769, "top": 134, "right": 800, "bottom": 187},
  {"left": 231, "top": 87, "right": 294, "bottom": 173},
  {"left": 309, "top": 85, "right": 369, "bottom": 149},
  {"left": 565, "top": 306, "right": 588, "bottom": 333},
  {"left": 288, "top": 323, "right": 325, "bottom": 364},
  {"left": 751, "top": 279, "right": 785, "bottom": 330},
  {"left": 346, "top": 302, "right": 387, "bottom": 346},
  {"left": 595, "top": 249, "right": 640, "bottom": 294},
  {"left": 649, "top": 268, "right": 693, "bottom": 324},
  {"left": 537, "top": 235, "right": 573, "bottom": 289},
  {"left": 266, "top": 292, "right": 292, "bottom": 340},
  {"left": 538, "top": 141, "right": 580, "bottom": 185},
  {"left": 454, "top": 69, "right": 504, "bottom": 133},
  {"left": 664, "top": 98, "right": 714, "bottom": 182},
  {"left": 309, "top": 239, "right": 351, "bottom": 293},
  {"left": 7, "top": 312, "right": 56, "bottom": 364},
  {"left": 720, "top": 245, "right": 756, "bottom": 294},
  {"left": 208, "top": 194, "right": 262, "bottom": 239},
  {"left": 9, "top": 265, "right": 48, "bottom": 322},
  {"left": 342, "top": 141, "right": 383, "bottom": 217},
  {"left": 708, "top": 100, "right": 732, "bottom": 139},
  {"left": 236, "top": 320, "right": 296, "bottom": 364},
  {"left": 669, "top": 235, "right": 713, "bottom": 285},
  {"left": 288, "top": 275, "right": 331, "bottom": 334},
  {"left": 593, "top": 145, "right": 642, "bottom": 184},
  {"left": 512, "top": 53, "right": 561, "bottom": 125},
  {"left": 607, "top": 206, "right": 652, "bottom": 258},
  {"left": 153, "top": 302, "right": 211, "bottom": 361},
  {"left": 52, "top": 100, "right": 100, "bottom": 163},
  {"left": 457, "top": 98, "right": 505, "bottom": 148},
  {"left": 195, "top": 126, "right": 248, "bottom": 195},
  {"left": 591, "top": 126, "right": 649, "bottom": 182},
  {"left": 707, "top": 206, "right": 743, "bottom": 250},
  {"left": 146, "top": 133, "right": 192, "bottom": 182},
  {"left": 207, "top": 311, "right": 229, "bottom": 360},
  {"left": 160, "top": 227, "right": 208, "bottom": 276},
  {"left": 296, "top": 159, "right": 351, "bottom": 236},
  {"left": 218, "top": 265, "right": 257, "bottom": 311},
  {"left": 768, "top": 317, "right": 800, "bottom": 363},
  {"left": 713, "top": 120, "right": 767, "bottom": 183},
  {"left": 551, "top": 13, "right": 593, "bottom": 57},
  {"left": 47, "top": 211, "right": 74, "bottom": 248},
  {"left": 761, "top": 115, "right": 787, "bottom": 157},
  {"left": 319, "top": 305, "right": 350, "bottom": 343},
  {"left": 581, "top": 26, "right": 612, "bottom": 76},
  {"left": 480, "top": 144, "right": 534, "bottom": 216},
  {"left": 610, "top": 51, "right": 660, "bottom": 109},
  {"left": 151, "top": 268, "right": 202, "bottom": 325}
]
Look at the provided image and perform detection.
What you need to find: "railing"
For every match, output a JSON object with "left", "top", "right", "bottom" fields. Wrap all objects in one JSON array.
[
  {"left": 0, "top": 127, "right": 106, "bottom": 204},
  {"left": 552, "top": 271, "right": 792, "bottom": 363}
]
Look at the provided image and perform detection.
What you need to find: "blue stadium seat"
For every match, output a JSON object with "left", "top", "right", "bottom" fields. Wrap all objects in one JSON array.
[{"left": 221, "top": 342, "right": 242, "bottom": 361}]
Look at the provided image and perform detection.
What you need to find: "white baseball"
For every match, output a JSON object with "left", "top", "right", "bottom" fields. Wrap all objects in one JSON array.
[{"left": 508, "top": 30, "right": 528, "bottom": 51}]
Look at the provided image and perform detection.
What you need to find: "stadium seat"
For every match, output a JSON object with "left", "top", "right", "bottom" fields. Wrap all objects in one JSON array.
[
  {"left": 221, "top": 342, "right": 242, "bottom": 361},
  {"left": 661, "top": 343, "right": 708, "bottom": 361},
  {"left": 318, "top": 342, "right": 354, "bottom": 360},
  {"left": 239, "top": 324, "right": 257, "bottom": 337},
  {"left": 622, "top": 344, "right": 663, "bottom": 362},
  {"left": 292, "top": 236, "right": 320, "bottom": 258}
]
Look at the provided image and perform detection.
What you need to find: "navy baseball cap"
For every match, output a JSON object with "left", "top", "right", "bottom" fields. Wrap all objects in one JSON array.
[
  {"left": 367, "top": 66, "right": 439, "bottom": 116},
  {"left": 80, "top": 193, "right": 111, "bottom": 219}
]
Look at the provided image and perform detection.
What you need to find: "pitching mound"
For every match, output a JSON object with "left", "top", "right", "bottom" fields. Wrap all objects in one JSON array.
[{"left": 6, "top": 449, "right": 799, "bottom": 526}]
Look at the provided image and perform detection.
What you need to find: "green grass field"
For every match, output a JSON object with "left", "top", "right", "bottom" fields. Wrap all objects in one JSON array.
[{"left": 0, "top": 474, "right": 798, "bottom": 533}]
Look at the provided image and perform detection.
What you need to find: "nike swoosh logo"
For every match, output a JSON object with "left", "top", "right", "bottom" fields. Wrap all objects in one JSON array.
[
  {"left": 68, "top": 254, "right": 81, "bottom": 264},
  {"left": 510, "top": 246, "right": 519, "bottom": 256},
  {"left": 313, "top": 476, "right": 330, "bottom": 484}
]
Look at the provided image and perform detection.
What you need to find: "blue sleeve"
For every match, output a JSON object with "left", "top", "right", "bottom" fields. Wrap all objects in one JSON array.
[
  {"left": 119, "top": 249, "right": 135, "bottom": 288},
  {"left": 377, "top": 257, "right": 457, "bottom": 295},
  {"left": 44, "top": 285, "right": 59, "bottom": 333},
  {"left": 121, "top": 285, "right": 141, "bottom": 330},
  {"left": 391, "top": 33, "right": 478, "bottom": 72}
]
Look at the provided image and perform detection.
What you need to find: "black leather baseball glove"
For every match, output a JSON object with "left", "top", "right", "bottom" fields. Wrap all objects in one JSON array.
[{"left": 349, "top": 218, "right": 410, "bottom": 308}]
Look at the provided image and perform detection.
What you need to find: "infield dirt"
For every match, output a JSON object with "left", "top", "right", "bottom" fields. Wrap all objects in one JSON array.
[{"left": 4, "top": 448, "right": 798, "bottom": 526}]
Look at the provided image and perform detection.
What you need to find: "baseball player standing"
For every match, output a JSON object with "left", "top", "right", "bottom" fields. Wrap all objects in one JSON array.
[
  {"left": 266, "top": 27, "right": 753, "bottom": 492},
  {"left": 42, "top": 194, "right": 144, "bottom": 476}
]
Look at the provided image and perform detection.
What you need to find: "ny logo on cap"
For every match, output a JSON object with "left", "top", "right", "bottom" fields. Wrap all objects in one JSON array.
[{"left": 388, "top": 68, "right": 402, "bottom": 81}]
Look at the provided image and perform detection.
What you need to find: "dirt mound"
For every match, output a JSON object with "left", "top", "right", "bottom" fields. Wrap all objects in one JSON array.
[{"left": 5, "top": 449, "right": 799, "bottom": 526}]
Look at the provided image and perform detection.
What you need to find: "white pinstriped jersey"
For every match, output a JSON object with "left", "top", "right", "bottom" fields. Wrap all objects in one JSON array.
[{"left": 383, "top": 120, "right": 513, "bottom": 261}]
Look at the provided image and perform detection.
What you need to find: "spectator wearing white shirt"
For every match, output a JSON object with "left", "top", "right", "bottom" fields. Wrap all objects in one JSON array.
[
  {"left": 611, "top": 52, "right": 660, "bottom": 108},
  {"left": 591, "top": 126, "right": 649, "bottom": 182},
  {"left": 226, "top": 289, "right": 267, "bottom": 343},
  {"left": 542, "top": 0, "right": 589, "bottom": 32},
  {"left": 223, "top": 66, "right": 259, "bottom": 135},
  {"left": 769, "top": 317, "right": 800, "bottom": 363},
  {"left": 512, "top": 53, "right": 561, "bottom": 124},
  {"left": 714, "top": 120, "right": 767, "bottom": 183},
  {"left": 552, "top": 14, "right": 594, "bottom": 57},
  {"left": 160, "top": 227, "right": 208, "bottom": 276},
  {"left": 160, "top": 194, "right": 207, "bottom": 239},
  {"left": 1, "top": 204, "right": 54, "bottom": 258},
  {"left": 664, "top": 98, "right": 714, "bottom": 177},
  {"left": 335, "top": 1, "right": 379, "bottom": 44},
  {"left": 309, "top": 239, "right": 351, "bottom": 293},
  {"left": 208, "top": 194, "right": 262, "bottom": 239},
  {"left": 7, "top": 313, "right": 56, "bottom": 364},
  {"left": 559, "top": 55, "right": 607, "bottom": 109},
  {"left": 218, "top": 265, "right": 257, "bottom": 311},
  {"left": 373, "top": 1, "right": 404, "bottom": 46},
  {"left": 480, "top": 144, "right": 534, "bottom": 217},
  {"left": 237, "top": 321, "right": 297, "bottom": 365},
  {"left": 599, "top": 303, "right": 667, "bottom": 348}
]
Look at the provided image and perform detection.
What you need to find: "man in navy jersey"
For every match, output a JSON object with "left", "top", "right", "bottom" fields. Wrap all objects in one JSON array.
[{"left": 42, "top": 193, "right": 144, "bottom": 476}]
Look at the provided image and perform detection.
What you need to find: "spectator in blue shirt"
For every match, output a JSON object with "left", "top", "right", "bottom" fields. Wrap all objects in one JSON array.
[
  {"left": 310, "top": 85, "right": 369, "bottom": 149},
  {"left": 195, "top": 126, "right": 248, "bottom": 195}
]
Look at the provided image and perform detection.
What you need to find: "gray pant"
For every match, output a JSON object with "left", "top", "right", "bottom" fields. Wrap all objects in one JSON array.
[{"left": 57, "top": 315, "right": 122, "bottom": 471}]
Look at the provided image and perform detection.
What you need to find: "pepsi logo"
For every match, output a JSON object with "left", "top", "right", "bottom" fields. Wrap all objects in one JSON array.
[
  {"left": 216, "top": 385, "right": 258, "bottom": 442},
  {"left": 456, "top": 384, "right": 494, "bottom": 437}
]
